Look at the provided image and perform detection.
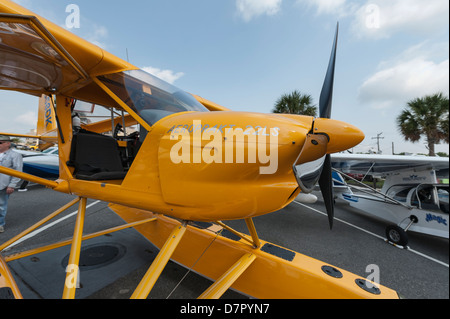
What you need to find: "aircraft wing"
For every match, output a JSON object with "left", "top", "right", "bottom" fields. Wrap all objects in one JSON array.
[
  {"left": 0, "top": 0, "right": 136, "bottom": 104},
  {"left": 331, "top": 153, "right": 449, "bottom": 175}
]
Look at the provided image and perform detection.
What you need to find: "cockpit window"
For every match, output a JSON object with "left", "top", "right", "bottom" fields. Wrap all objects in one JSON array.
[{"left": 99, "top": 69, "right": 208, "bottom": 126}]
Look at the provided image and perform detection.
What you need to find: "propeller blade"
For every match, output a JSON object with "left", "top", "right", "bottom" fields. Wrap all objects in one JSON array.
[
  {"left": 319, "top": 23, "right": 339, "bottom": 119},
  {"left": 317, "top": 25, "right": 338, "bottom": 229},
  {"left": 318, "top": 154, "right": 334, "bottom": 229}
]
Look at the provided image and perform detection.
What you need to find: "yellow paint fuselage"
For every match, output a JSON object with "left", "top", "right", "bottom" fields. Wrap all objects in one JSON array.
[{"left": 66, "top": 110, "right": 363, "bottom": 222}]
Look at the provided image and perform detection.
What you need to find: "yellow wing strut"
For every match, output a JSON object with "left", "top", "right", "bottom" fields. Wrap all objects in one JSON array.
[
  {"left": 62, "top": 197, "right": 87, "bottom": 299},
  {"left": 131, "top": 221, "right": 188, "bottom": 299},
  {"left": 198, "top": 253, "right": 256, "bottom": 299}
]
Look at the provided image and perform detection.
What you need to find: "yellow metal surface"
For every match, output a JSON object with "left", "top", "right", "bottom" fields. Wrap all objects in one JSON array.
[
  {"left": 55, "top": 95, "right": 76, "bottom": 181},
  {"left": 0, "top": 133, "right": 41, "bottom": 139},
  {"left": 216, "top": 221, "right": 255, "bottom": 246},
  {"left": 64, "top": 110, "right": 310, "bottom": 221},
  {"left": 244, "top": 218, "right": 261, "bottom": 248},
  {"left": 120, "top": 111, "right": 313, "bottom": 221},
  {"left": 62, "top": 197, "right": 86, "bottom": 299},
  {"left": 0, "top": 255, "right": 23, "bottom": 299},
  {"left": 313, "top": 118, "right": 365, "bottom": 154},
  {"left": 199, "top": 253, "right": 256, "bottom": 299},
  {"left": 36, "top": 95, "right": 57, "bottom": 136},
  {"left": 192, "top": 94, "right": 231, "bottom": 111},
  {"left": 82, "top": 114, "right": 138, "bottom": 134},
  {"left": 111, "top": 204, "right": 399, "bottom": 299},
  {"left": 131, "top": 222, "right": 188, "bottom": 299}
]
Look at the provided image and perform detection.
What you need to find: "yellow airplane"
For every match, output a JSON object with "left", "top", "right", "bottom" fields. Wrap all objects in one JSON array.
[{"left": 0, "top": 0, "right": 399, "bottom": 299}]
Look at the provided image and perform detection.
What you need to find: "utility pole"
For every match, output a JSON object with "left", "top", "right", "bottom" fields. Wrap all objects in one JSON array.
[{"left": 372, "top": 132, "right": 384, "bottom": 154}]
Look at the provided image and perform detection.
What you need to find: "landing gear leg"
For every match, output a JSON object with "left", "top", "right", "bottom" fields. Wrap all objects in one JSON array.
[{"left": 385, "top": 216, "right": 418, "bottom": 247}]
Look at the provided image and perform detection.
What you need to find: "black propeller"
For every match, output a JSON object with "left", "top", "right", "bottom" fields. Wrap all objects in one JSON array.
[
  {"left": 318, "top": 153, "right": 334, "bottom": 229},
  {"left": 319, "top": 23, "right": 339, "bottom": 119},
  {"left": 318, "top": 23, "right": 339, "bottom": 229},
  {"left": 293, "top": 23, "right": 339, "bottom": 230}
]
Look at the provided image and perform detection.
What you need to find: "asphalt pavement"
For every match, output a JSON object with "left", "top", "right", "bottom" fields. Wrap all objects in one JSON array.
[{"left": 0, "top": 184, "right": 448, "bottom": 299}]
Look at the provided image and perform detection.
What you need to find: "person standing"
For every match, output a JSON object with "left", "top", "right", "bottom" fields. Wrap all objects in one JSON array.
[{"left": 0, "top": 136, "right": 23, "bottom": 233}]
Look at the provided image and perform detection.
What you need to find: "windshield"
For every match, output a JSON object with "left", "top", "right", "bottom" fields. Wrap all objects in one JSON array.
[
  {"left": 99, "top": 69, "right": 208, "bottom": 126},
  {"left": 42, "top": 147, "right": 58, "bottom": 155},
  {"left": 386, "top": 185, "right": 413, "bottom": 203}
]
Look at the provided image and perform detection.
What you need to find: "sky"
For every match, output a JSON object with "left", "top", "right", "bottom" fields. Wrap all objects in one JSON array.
[{"left": 1, "top": 0, "right": 449, "bottom": 155}]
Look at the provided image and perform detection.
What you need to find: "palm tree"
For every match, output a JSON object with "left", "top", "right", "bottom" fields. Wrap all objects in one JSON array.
[
  {"left": 273, "top": 90, "right": 317, "bottom": 116},
  {"left": 396, "top": 93, "right": 449, "bottom": 156}
]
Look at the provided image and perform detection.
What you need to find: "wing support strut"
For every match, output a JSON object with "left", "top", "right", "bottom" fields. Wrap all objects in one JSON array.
[
  {"left": 62, "top": 197, "right": 87, "bottom": 299},
  {"left": 245, "top": 218, "right": 261, "bottom": 248},
  {"left": 131, "top": 221, "right": 188, "bottom": 299},
  {"left": 216, "top": 218, "right": 261, "bottom": 248},
  {"left": 0, "top": 165, "right": 59, "bottom": 189},
  {"left": 197, "top": 219, "right": 258, "bottom": 299},
  {"left": 92, "top": 77, "right": 153, "bottom": 132},
  {"left": 198, "top": 253, "right": 256, "bottom": 299}
]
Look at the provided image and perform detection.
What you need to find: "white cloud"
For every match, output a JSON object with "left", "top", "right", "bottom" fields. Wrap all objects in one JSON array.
[
  {"left": 15, "top": 111, "right": 37, "bottom": 127},
  {"left": 142, "top": 67, "right": 185, "bottom": 84},
  {"left": 358, "top": 44, "right": 449, "bottom": 110},
  {"left": 350, "top": 0, "right": 449, "bottom": 39},
  {"left": 85, "top": 24, "right": 109, "bottom": 49},
  {"left": 296, "top": 0, "right": 350, "bottom": 17},
  {"left": 295, "top": 0, "right": 449, "bottom": 39},
  {"left": 236, "top": 0, "right": 282, "bottom": 22}
]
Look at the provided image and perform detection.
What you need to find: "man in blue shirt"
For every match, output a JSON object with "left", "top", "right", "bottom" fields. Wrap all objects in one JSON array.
[{"left": 0, "top": 135, "right": 23, "bottom": 233}]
